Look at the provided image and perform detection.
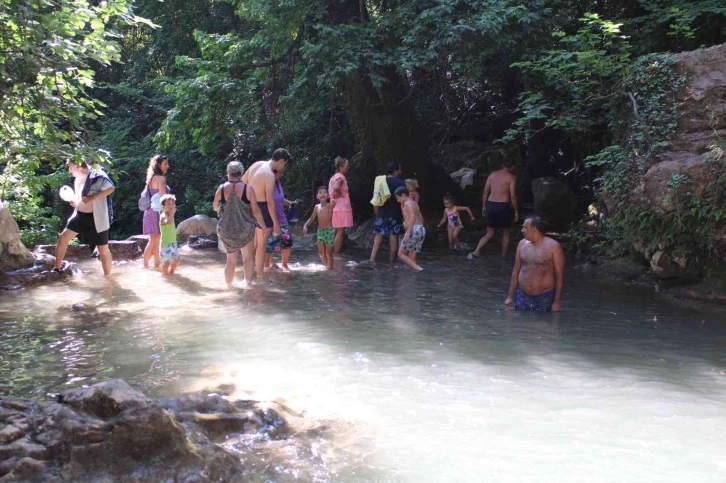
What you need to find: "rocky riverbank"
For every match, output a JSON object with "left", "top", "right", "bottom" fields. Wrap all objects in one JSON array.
[{"left": 0, "top": 380, "right": 329, "bottom": 482}]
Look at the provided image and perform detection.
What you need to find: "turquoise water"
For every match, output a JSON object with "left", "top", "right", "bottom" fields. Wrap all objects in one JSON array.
[{"left": 1, "top": 246, "right": 725, "bottom": 482}]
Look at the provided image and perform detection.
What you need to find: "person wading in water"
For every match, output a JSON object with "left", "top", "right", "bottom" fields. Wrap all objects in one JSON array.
[
  {"left": 54, "top": 160, "right": 115, "bottom": 276},
  {"left": 505, "top": 216, "right": 565, "bottom": 313},
  {"left": 214, "top": 161, "right": 266, "bottom": 288},
  {"left": 468, "top": 160, "right": 519, "bottom": 259},
  {"left": 328, "top": 157, "right": 353, "bottom": 254},
  {"left": 241, "top": 148, "right": 292, "bottom": 278},
  {"left": 142, "top": 155, "right": 170, "bottom": 269}
]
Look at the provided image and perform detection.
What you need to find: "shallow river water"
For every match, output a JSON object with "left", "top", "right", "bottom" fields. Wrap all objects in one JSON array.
[{"left": 1, "top": 244, "right": 726, "bottom": 482}]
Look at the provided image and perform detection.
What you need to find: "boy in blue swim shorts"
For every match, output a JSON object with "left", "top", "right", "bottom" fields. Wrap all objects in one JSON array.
[
  {"left": 394, "top": 186, "right": 426, "bottom": 272},
  {"left": 504, "top": 216, "right": 565, "bottom": 313}
]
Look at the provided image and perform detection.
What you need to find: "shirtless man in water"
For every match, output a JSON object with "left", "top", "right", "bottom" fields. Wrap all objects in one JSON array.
[
  {"left": 505, "top": 216, "right": 565, "bottom": 313},
  {"left": 468, "top": 160, "right": 519, "bottom": 258},
  {"left": 242, "top": 148, "right": 291, "bottom": 278}
]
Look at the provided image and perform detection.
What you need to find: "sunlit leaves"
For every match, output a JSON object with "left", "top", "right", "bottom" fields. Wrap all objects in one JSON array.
[{"left": 0, "top": 0, "right": 153, "bottom": 229}]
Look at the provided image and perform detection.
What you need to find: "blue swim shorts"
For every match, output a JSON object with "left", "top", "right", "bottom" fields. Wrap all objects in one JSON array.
[{"left": 514, "top": 287, "right": 554, "bottom": 313}]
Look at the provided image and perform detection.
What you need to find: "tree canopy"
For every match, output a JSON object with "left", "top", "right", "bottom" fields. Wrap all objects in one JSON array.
[{"left": 1, "top": 0, "right": 725, "bottom": 248}]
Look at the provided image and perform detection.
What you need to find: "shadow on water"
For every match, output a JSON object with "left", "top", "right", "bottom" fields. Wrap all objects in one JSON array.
[{"left": 221, "top": 248, "right": 726, "bottom": 391}]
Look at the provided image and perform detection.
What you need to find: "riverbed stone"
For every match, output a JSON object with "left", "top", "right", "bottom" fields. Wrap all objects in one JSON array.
[
  {"left": 186, "top": 234, "right": 218, "bottom": 250},
  {"left": 649, "top": 250, "right": 703, "bottom": 282},
  {"left": 0, "top": 379, "right": 329, "bottom": 482},
  {"left": 0, "top": 255, "right": 74, "bottom": 291},
  {"left": 126, "top": 234, "right": 149, "bottom": 252}
]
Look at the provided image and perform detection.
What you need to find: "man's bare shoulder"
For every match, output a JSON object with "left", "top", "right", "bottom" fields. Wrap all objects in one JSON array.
[
  {"left": 500, "top": 169, "right": 515, "bottom": 181},
  {"left": 543, "top": 236, "right": 562, "bottom": 249},
  {"left": 489, "top": 169, "right": 511, "bottom": 181},
  {"left": 248, "top": 160, "right": 269, "bottom": 177}
]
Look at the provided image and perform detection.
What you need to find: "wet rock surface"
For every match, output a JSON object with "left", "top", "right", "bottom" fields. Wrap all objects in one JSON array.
[
  {"left": 0, "top": 255, "right": 74, "bottom": 291},
  {"left": 186, "top": 234, "right": 219, "bottom": 250},
  {"left": 0, "top": 380, "right": 328, "bottom": 483},
  {"left": 125, "top": 235, "right": 149, "bottom": 253},
  {"left": 34, "top": 241, "right": 141, "bottom": 260}
]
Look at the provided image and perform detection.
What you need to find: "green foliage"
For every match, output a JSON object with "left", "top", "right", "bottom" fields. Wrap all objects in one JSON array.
[
  {"left": 629, "top": 1, "right": 726, "bottom": 53},
  {"left": 4, "top": 0, "right": 726, "bottom": 250},
  {"left": 603, "top": 148, "right": 726, "bottom": 260},
  {"left": 505, "top": 13, "right": 632, "bottom": 141},
  {"left": 505, "top": 7, "right": 725, "bottom": 262},
  {"left": 0, "top": 0, "right": 153, "bottom": 235}
]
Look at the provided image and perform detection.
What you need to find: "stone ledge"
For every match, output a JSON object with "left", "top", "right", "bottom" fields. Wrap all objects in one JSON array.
[{"left": 34, "top": 240, "right": 141, "bottom": 260}]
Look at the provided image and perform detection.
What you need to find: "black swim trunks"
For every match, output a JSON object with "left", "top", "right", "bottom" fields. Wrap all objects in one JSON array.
[
  {"left": 66, "top": 211, "right": 109, "bottom": 247},
  {"left": 486, "top": 201, "right": 513, "bottom": 229},
  {"left": 257, "top": 201, "right": 274, "bottom": 228}
]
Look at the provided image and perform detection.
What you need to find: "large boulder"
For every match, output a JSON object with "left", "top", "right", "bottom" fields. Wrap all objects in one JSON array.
[
  {"left": 176, "top": 215, "right": 218, "bottom": 238},
  {"left": 624, "top": 42, "right": 726, "bottom": 272},
  {"left": 628, "top": 150, "right": 719, "bottom": 213},
  {"left": 669, "top": 42, "right": 726, "bottom": 154},
  {"left": 0, "top": 379, "right": 314, "bottom": 482},
  {"left": 531, "top": 177, "right": 578, "bottom": 229},
  {"left": 0, "top": 203, "right": 34, "bottom": 271}
]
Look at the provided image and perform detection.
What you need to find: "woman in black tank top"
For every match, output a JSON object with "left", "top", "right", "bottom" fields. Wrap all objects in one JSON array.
[{"left": 213, "top": 162, "right": 265, "bottom": 287}]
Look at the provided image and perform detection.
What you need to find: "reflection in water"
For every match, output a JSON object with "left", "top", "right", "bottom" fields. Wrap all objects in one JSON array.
[{"left": 1, "top": 247, "right": 726, "bottom": 482}]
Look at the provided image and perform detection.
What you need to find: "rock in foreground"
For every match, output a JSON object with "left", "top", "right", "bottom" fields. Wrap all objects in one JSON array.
[{"left": 0, "top": 380, "right": 309, "bottom": 482}]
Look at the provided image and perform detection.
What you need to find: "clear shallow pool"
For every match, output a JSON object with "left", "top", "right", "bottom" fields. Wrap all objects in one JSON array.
[{"left": 1, "top": 245, "right": 725, "bottom": 482}]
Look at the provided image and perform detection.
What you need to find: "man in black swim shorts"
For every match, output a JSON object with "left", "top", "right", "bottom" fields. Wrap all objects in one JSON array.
[
  {"left": 468, "top": 160, "right": 519, "bottom": 258},
  {"left": 242, "top": 148, "right": 292, "bottom": 277},
  {"left": 55, "top": 160, "right": 115, "bottom": 276}
]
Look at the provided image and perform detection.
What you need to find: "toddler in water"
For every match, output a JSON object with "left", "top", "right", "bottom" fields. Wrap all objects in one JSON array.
[
  {"left": 303, "top": 187, "right": 335, "bottom": 269},
  {"left": 159, "top": 194, "right": 180, "bottom": 276},
  {"left": 395, "top": 186, "right": 426, "bottom": 271},
  {"left": 437, "top": 193, "right": 474, "bottom": 250}
]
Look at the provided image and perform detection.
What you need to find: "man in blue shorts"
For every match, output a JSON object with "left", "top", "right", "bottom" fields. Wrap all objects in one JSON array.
[
  {"left": 369, "top": 162, "right": 405, "bottom": 262},
  {"left": 505, "top": 216, "right": 565, "bottom": 313}
]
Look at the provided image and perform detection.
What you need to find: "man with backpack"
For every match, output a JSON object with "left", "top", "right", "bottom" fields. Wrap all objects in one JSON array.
[{"left": 55, "top": 160, "right": 115, "bottom": 276}]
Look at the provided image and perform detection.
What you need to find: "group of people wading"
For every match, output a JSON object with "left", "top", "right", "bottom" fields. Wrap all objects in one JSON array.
[{"left": 52, "top": 150, "right": 565, "bottom": 313}]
